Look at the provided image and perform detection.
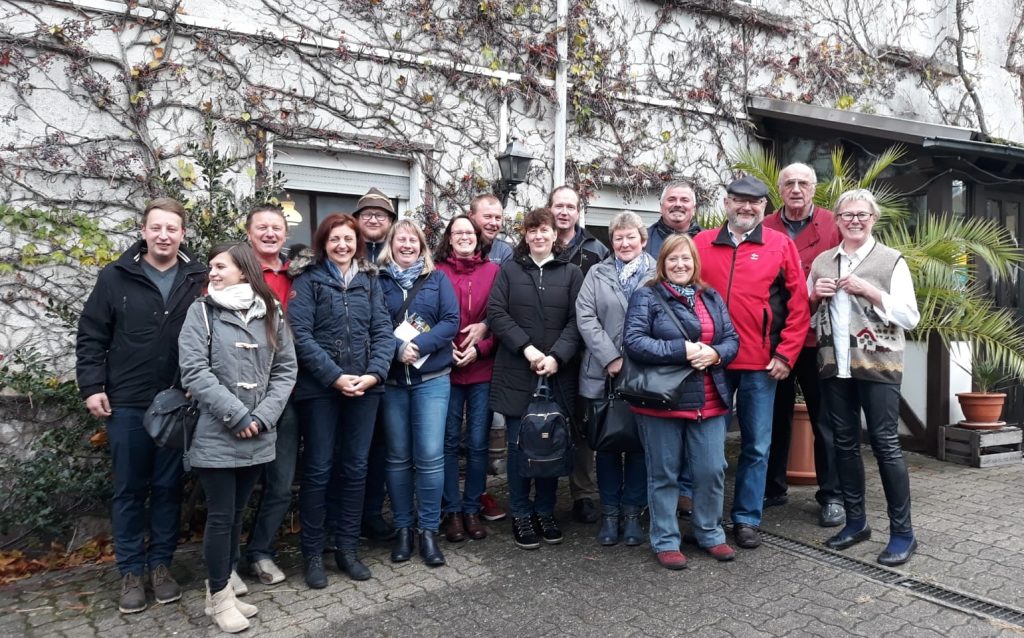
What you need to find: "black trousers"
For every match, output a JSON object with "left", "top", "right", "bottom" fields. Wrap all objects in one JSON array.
[
  {"left": 766, "top": 346, "right": 841, "bottom": 504},
  {"left": 197, "top": 465, "right": 263, "bottom": 593},
  {"left": 821, "top": 377, "right": 913, "bottom": 534}
]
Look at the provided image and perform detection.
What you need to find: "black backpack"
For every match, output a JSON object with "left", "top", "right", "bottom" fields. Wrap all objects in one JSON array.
[{"left": 516, "top": 378, "right": 573, "bottom": 479}]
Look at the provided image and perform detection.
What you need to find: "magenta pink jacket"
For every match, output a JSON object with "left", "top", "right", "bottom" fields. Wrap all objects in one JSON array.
[{"left": 436, "top": 255, "right": 500, "bottom": 385}]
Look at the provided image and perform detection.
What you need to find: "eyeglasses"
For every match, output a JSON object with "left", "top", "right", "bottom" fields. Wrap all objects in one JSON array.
[
  {"left": 360, "top": 212, "right": 389, "bottom": 221},
  {"left": 450, "top": 231, "right": 475, "bottom": 237},
  {"left": 726, "top": 196, "right": 766, "bottom": 207},
  {"left": 838, "top": 212, "right": 873, "bottom": 222}
]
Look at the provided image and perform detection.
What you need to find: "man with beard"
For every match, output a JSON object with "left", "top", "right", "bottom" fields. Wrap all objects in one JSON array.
[
  {"left": 647, "top": 181, "right": 702, "bottom": 257},
  {"left": 693, "top": 176, "right": 808, "bottom": 550}
]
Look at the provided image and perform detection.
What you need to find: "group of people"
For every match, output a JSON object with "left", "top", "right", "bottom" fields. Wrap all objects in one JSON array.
[{"left": 76, "top": 164, "right": 920, "bottom": 632}]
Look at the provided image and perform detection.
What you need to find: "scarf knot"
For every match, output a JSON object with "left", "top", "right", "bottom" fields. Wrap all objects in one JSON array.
[{"left": 387, "top": 258, "right": 425, "bottom": 289}]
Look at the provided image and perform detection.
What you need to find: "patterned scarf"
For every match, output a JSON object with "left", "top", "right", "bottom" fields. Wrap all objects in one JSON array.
[
  {"left": 615, "top": 253, "right": 653, "bottom": 298},
  {"left": 664, "top": 281, "right": 697, "bottom": 308},
  {"left": 386, "top": 258, "right": 425, "bottom": 290}
]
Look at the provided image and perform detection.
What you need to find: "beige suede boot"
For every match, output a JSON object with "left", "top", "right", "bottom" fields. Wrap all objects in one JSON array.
[{"left": 205, "top": 581, "right": 250, "bottom": 633}]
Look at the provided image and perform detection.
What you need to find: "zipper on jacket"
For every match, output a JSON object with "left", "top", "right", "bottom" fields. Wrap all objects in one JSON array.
[
  {"left": 725, "top": 245, "right": 739, "bottom": 305},
  {"left": 402, "top": 288, "right": 412, "bottom": 385},
  {"left": 762, "top": 308, "right": 769, "bottom": 348}
]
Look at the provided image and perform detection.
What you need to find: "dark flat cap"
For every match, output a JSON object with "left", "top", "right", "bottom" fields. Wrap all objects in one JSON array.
[
  {"left": 353, "top": 187, "right": 397, "bottom": 219},
  {"left": 726, "top": 175, "right": 769, "bottom": 198}
]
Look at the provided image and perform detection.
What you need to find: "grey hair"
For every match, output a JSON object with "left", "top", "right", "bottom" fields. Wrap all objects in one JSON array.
[
  {"left": 608, "top": 211, "right": 648, "bottom": 242},
  {"left": 659, "top": 180, "right": 696, "bottom": 203},
  {"left": 835, "top": 189, "right": 881, "bottom": 217},
  {"left": 778, "top": 163, "right": 818, "bottom": 187}
]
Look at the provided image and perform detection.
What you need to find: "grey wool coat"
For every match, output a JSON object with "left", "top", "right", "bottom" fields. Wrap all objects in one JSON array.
[
  {"left": 576, "top": 254, "right": 656, "bottom": 400},
  {"left": 179, "top": 297, "right": 297, "bottom": 468}
]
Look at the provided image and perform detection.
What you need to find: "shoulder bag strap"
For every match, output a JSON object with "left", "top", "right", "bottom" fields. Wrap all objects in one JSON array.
[
  {"left": 397, "top": 273, "right": 431, "bottom": 321},
  {"left": 652, "top": 289, "right": 694, "bottom": 342}
]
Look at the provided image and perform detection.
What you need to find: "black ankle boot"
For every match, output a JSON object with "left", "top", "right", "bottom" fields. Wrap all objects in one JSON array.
[
  {"left": 335, "top": 549, "right": 371, "bottom": 581},
  {"left": 391, "top": 528, "right": 414, "bottom": 563},
  {"left": 597, "top": 515, "right": 620, "bottom": 546},
  {"left": 304, "top": 554, "right": 327, "bottom": 589},
  {"left": 621, "top": 507, "right": 644, "bottom": 546},
  {"left": 419, "top": 529, "right": 446, "bottom": 567}
]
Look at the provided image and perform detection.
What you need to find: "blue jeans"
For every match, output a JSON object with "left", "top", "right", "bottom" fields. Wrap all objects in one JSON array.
[
  {"left": 727, "top": 370, "right": 777, "bottom": 528},
  {"left": 297, "top": 394, "right": 379, "bottom": 555},
  {"left": 382, "top": 377, "right": 451, "bottom": 532},
  {"left": 505, "top": 415, "right": 558, "bottom": 519},
  {"left": 637, "top": 414, "right": 728, "bottom": 551},
  {"left": 443, "top": 383, "right": 491, "bottom": 515},
  {"left": 245, "top": 400, "right": 299, "bottom": 562},
  {"left": 107, "top": 407, "right": 183, "bottom": 576},
  {"left": 596, "top": 450, "right": 647, "bottom": 514}
]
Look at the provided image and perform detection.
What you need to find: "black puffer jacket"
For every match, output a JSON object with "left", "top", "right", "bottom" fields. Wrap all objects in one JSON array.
[
  {"left": 76, "top": 240, "right": 207, "bottom": 407},
  {"left": 487, "top": 253, "right": 583, "bottom": 416}
]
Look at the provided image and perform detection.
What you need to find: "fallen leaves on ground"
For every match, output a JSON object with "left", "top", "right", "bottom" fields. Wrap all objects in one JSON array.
[{"left": 0, "top": 536, "right": 115, "bottom": 585}]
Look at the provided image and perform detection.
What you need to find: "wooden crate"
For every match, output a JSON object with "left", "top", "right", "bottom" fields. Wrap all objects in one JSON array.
[{"left": 938, "top": 425, "right": 1023, "bottom": 468}]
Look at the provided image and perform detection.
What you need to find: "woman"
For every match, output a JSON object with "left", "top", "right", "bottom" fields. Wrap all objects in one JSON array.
[
  {"left": 179, "top": 242, "right": 296, "bottom": 632},
  {"left": 288, "top": 214, "right": 394, "bottom": 587},
  {"left": 808, "top": 189, "right": 920, "bottom": 566},
  {"left": 622, "top": 233, "right": 739, "bottom": 570},
  {"left": 576, "top": 211, "right": 655, "bottom": 547},
  {"left": 435, "top": 215, "right": 500, "bottom": 543},
  {"left": 379, "top": 219, "right": 460, "bottom": 566},
  {"left": 487, "top": 207, "right": 583, "bottom": 551}
]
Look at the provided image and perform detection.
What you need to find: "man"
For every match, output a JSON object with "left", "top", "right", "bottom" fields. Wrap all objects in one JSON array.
[
  {"left": 549, "top": 185, "right": 609, "bottom": 524},
  {"left": 354, "top": 187, "right": 397, "bottom": 262},
  {"left": 693, "top": 176, "right": 809, "bottom": 550},
  {"left": 76, "top": 198, "right": 206, "bottom": 614},
  {"left": 645, "top": 180, "right": 703, "bottom": 519},
  {"left": 242, "top": 204, "right": 299, "bottom": 586},
  {"left": 761, "top": 163, "right": 844, "bottom": 528},
  {"left": 351, "top": 187, "right": 399, "bottom": 541},
  {"left": 470, "top": 193, "right": 514, "bottom": 266},
  {"left": 647, "top": 181, "right": 703, "bottom": 257}
]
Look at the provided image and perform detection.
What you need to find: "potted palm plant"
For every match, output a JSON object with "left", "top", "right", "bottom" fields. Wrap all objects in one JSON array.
[{"left": 956, "top": 350, "right": 1010, "bottom": 427}]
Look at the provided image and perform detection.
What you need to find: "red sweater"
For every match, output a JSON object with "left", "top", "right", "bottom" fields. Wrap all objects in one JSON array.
[
  {"left": 693, "top": 224, "right": 809, "bottom": 370},
  {"left": 436, "top": 255, "right": 500, "bottom": 385},
  {"left": 762, "top": 207, "right": 839, "bottom": 347},
  {"left": 261, "top": 260, "right": 292, "bottom": 312}
]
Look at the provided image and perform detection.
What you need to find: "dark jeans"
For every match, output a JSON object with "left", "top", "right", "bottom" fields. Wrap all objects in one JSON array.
[
  {"left": 245, "top": 400, "right": 299, "bottom": 563},
  {"left": 298, "top": 394, "right": 379, "bottom": 555},
  {"left": 505, "top": 415, "right": 558, "bottom": 519},
  {"left": 767, "top": 346, "right": 841, "bottom": 505},
  {"left": 822, "top": 377, "right": 913, "bottom": 534},
  {"left": 107, "top": 407, "right": 183, "bottom": 576},
  {"left": 443, "top": 383, "right": 491, "bottom": 515},
  {"left": 198, "top": 466, "right": 262, "bottom": 593},
  {"left": 595, "top": 450, "right": 647, "bottom": 513},
  {"left": 360, "top": 415, "right": 390, "bottom": 521}
]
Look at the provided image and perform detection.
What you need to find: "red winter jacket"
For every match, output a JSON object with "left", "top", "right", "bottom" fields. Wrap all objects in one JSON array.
[
  {"left": 762, "top": 207, "right": 840, "bottom": 347},
  {"left": 693, "top": 224, "right": 810, "bottom": 370},
  {"left": 436, "top": 255, "right": 500, "bottom": 385}
]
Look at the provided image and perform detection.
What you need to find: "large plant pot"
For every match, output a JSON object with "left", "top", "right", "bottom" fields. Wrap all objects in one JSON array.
[
  {"left": 786, "top": 403, "right": 817, "bottom": 486},
  {"left": 955, "top": 392, "right": 1007, "bottom": 425}
]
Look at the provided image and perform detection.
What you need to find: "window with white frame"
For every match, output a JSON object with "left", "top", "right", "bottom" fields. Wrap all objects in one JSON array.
[{"left": 584, "top": 186, "right": 661, "bottom": 246}]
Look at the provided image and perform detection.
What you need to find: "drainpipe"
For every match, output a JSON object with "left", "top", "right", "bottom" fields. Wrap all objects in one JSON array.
[{"left": 554, "top": 0, "right": 568, "bottom": 189}]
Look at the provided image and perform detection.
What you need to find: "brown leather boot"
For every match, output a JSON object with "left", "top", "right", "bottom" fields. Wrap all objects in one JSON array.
[
  {"left": 443, "top": 512, "right": 466, "bottom": 542},
  {"left": 463, "top": 513, "right": 487, "bottom": 540}
]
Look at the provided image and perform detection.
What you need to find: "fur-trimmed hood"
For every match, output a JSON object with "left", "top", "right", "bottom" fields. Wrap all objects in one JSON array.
[{"left": 287, "top": 249, "right": 379, "bottom": 279}]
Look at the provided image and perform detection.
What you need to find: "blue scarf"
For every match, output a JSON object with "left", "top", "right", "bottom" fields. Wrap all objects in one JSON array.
[
  {"left": 387, "top": 258, "right": 425, "bottom": 290},
  {"left": 664, "top": 281, "right": 697, "bottom": 308},
  {"left": 615, "top": 253, "right": 653, "bottom": 299}
]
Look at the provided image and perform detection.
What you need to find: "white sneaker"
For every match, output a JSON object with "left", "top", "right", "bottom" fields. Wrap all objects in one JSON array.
[
  {"left": 250, "top": 558, "right": 286, "bottom": 585},
  {"left": 228, "top": 570, "right": 249, "bottom": 596}
]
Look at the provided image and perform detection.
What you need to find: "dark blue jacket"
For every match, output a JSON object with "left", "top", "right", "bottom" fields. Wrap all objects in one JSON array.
[
  {"left": 287, "top": 259, "right": 394, "bottom": 400},
  {"left": 623, "top": 283, "right": 739, "bottom": 411},
  {"left": 379, "top": 269, "right": 460, "bottom": 386}
]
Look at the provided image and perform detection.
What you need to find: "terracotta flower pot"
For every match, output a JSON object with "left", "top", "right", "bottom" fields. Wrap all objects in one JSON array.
[
  {"left": 786, "top": 403, "right": 817, "bottom": 486},
  {"left": 956, "top": 392, "right": 1007, "bottom": 424}
]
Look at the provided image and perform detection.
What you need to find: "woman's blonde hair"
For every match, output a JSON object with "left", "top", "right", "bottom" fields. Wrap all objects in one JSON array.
[{"left": 378, "top": 218, "right": 435, "bottom": 274}]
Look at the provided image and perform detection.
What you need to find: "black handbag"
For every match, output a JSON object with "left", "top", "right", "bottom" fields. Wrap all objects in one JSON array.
[
  {"left": 516, "top": 378, "right": 574, "bottom": 478},
  {"left": 616, "top": 291, "right": 695, "bottom": 410},
  {"left": 143, "top": 389, "right": 199, "bottom": 450},
  {"left": 584, "top": 378, "right": 642, "bottom": 453}
]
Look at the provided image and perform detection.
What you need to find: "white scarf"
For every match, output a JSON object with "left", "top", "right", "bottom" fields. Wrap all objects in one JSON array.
[{"left": 207, "top": 284, "right": 267, "bottom": 323}]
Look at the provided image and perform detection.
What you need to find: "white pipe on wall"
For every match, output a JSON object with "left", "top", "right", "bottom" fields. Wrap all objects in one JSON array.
[{"left": 554, "top": 0, "right": 568, "bottom": 189}]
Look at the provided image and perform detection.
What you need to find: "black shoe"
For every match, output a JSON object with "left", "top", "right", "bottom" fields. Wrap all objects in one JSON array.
[
  {"left": 571, "top": 498, "right": 599, "bottom": 524},
  {"left": 361, "top": 514, "right": 397, "bottom": 541},
  {"left": 391, "top": 527, "right": 414, "bottom": 563},
  {"left": 732, "top": 523, "right": 761, "bottom": 549},
  {"left": 533, "top": 514, "right": 563, "bottom": 544},
  {"left": 622, "top": 512, "right": 644, "bottom": 547},
  {"left": 304, "top": 554, "right": 328, "bottom": 589},
  {"left": 878, "top": 538, "right": 917, "bottom": 566},
  {"left": 512, "top": 516, "right": 540, "bottom": 550},
  {"left": 335, "top": 550, "right": 371, "bottom": 581},
  {"left": 825, "top": 525, "right": 872, "bottom": 551},
  {"left": 763, "top": 494, "right": 789, "bottom": 508},
  {"left": 418, "top": 530, "right": 446, "bottom": 567},
  {"left": 819, "top": 503, "right": 845, "bottom": 528},
  {"left": 597, "top": 515, "right": 620, "bottom": 546}
]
